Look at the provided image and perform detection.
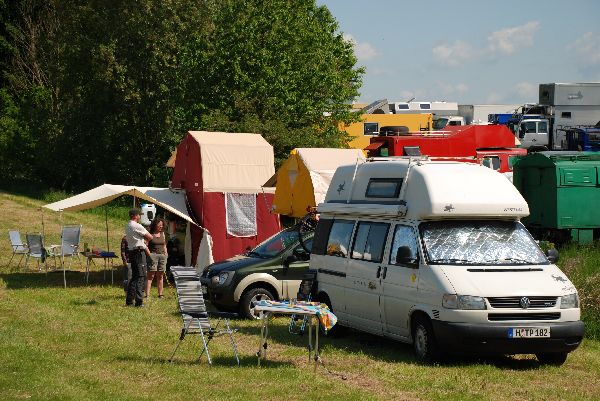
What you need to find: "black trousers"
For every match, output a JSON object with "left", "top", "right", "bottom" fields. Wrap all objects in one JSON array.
[{"left": 126, "top": 249, "right": 147, "bottom": 306}]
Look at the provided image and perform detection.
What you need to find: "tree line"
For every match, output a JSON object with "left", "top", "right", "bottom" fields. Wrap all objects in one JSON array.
[{"left": 0, "top": 0, "right": 363, "bottom": 191}]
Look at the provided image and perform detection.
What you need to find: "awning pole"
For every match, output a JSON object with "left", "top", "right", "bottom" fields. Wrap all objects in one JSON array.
[{"left": 105, "top": 206, "right": 110, "bottom": 252}]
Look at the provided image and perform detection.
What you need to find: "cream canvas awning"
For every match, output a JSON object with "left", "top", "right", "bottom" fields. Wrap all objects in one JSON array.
[
  {"left": 43, "top": 184, "right": 198, "bottom": 226},
  {"left": 191, "top": 131, "right": 275, "bottom": 194}
]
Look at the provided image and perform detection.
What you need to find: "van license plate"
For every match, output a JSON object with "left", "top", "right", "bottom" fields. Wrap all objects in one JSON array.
[{"left": 508, "top": 327, "right": 550, "bottom": 338}]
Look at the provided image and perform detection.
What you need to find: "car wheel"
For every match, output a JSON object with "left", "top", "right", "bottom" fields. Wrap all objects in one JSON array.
[
  {"left": 412, "top": 315, "right": 439, "bottom": 363},
  {"left": 240, "top": 287, "right": 274, "bottom": 320},
  {"left": 536, "top": 352, "right": 568, "bottom": 366}
]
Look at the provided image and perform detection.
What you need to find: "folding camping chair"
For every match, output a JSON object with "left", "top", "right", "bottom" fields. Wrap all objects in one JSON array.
[
  {"left": 24, "top": 233, "right": 49, "bottom": 272},
  {"left": 8, "top": 230, "right": 28, "bottom": 269},
  {"left": 289, "top": 269, "right": 318, "bottom": 335},
  {"left": 168, "top": 266, "right": 240, "bottom": 366},
  {"left": 57, "top": 225, "right": 82, "bottom": 267}
]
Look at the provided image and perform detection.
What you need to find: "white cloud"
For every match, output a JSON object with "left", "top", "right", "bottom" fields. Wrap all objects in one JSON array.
[
  {"left": 432, "top": 40, "right": 474, "bottom": 67},
  {"left": 439, "top": 82, "right": 469, "bottom": 96},
  {"left": 487, "top": 21, "right": 540, "bottom": 55},
  {"left": 343, "top": 33, "right": 379, "bottom": 61},
  {"left": 567, "top": 32, "right": 600, "bottom": 66},
  {"left": 486, "top": 92, "right": 504, "bottom": 104},
  {"left": 515, "top": 82, "right": 538, "bottom": 99}
]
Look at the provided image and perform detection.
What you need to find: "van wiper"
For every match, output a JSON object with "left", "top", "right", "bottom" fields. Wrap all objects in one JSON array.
[
  {"left": 428, "top": 258, "right": 473, "bottom": 265},
  {"left": 484, "top": 257, "right": 532, "bottom": 265},
  {"left": 246, "top": 251, "right": 262, "bottom": 258}
]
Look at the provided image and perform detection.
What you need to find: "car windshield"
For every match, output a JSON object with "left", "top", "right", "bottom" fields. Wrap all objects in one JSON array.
[
  {"left": 248, "top": 229, "right": 301, "bottom": 259},
  {"left": 433, "top": 118, "right": 448, "bottom": 130},
  {"left": 420, "top": 220, "right": 548, "bottom": 266}
]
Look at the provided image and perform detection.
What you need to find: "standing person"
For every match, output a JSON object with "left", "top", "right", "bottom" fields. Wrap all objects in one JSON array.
[
  {"left": 146, "top": 218, "right": 168, "bottom": 298},
  {"left": 120, "top": 234, "right": 131, "bottom": 293},
  {"left": 125, "top": 209, "right": 153, "bottom": 307}
]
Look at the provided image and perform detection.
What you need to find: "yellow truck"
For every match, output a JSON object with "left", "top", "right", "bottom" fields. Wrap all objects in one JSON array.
[{"left": 342, "top": 113, "right": 433, "bottom": 149}]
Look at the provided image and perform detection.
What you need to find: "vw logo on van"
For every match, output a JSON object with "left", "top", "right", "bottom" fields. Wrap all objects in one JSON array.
[{"left": 520, "top": 297, "right": 531, "bottom": 309}]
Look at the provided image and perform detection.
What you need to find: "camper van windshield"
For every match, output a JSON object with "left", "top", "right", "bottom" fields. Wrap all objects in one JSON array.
[{"left": 420, "top": 221, "right": 548, "bottom": 266}]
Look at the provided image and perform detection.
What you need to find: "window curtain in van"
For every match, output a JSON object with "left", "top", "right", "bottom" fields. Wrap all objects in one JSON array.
[{"left": 225, "top": 193, "right": 257, "bottom": 237}]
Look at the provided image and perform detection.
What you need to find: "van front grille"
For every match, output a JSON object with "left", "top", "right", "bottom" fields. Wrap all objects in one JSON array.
[
  {"left": 488, "top": 312, "right": 561, "bottom": 321},
  {"left": 487, "top": 296, "right": 558, "bottom": 309}
]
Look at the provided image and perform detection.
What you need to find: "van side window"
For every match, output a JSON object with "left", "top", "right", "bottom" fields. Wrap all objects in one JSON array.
[
  {"left": 311, "top": 219, "right": 333, "bottom": 255},
  {"left": 351, "top": 222, "right": 390, "bottom": 263},
  {"left": 389, "top": 225, "right": 419, "bottom": 267},
  {"left": 326, "top": 220, "right": 354, "bottom": 258}
]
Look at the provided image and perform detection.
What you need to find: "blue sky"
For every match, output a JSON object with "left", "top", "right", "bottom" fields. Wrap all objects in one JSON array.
[{"left": 319, "top": 0, "right": 600, "bottom": 104}]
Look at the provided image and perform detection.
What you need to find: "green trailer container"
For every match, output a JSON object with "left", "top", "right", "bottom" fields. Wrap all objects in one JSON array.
[{"left": 513, "top": 151, "right": 600, "bottom": 244}]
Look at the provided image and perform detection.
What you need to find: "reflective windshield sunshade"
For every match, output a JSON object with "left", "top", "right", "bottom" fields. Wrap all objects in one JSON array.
[{"left": 420, "top": 221, "right": 548, "bottom": 266}]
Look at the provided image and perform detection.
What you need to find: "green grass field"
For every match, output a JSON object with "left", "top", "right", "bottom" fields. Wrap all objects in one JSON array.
[{"left": 1, "top": 191, "right": 599, "bottom": 401}]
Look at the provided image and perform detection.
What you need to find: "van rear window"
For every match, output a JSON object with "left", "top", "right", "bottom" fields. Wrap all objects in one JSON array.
[
  {"left": 326, "top": 220, "right": 355, "bottom": 258},
  {"left": 366, "top": 178, "right": 403, "bottom": 198},
  {"left": 311, "top": 219, "right": 333, "bottom": 255}
]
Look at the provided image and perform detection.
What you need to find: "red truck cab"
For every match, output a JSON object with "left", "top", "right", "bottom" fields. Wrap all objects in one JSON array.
[{"left": 365, "top": 125, "right": 526, "bottom": 173}]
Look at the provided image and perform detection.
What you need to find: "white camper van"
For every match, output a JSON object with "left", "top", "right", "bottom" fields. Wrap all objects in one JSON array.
[{"left": 310, "top": 158, "right": 584, "bottom": 364}]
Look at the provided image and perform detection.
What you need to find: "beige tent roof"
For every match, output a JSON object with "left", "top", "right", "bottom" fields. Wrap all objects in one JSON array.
[
  {"left": 189, "top": 131, "right": 276, "bottom": 194},
  {"left": 43, "top": 184, "right": 198, "bottom": 226},
  {"left": 296, "top": 148, "right": 365, "bottom": 172}
]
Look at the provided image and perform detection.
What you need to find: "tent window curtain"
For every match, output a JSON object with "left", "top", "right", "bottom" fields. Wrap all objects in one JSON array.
[{"left": 225, "top": 193, "right": 257, "bottom": 237}]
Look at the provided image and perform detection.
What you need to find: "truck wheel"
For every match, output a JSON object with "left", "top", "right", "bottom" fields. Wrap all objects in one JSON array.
[
  {"left": 240, "top": 287, "right": 274, "bottom": 320},
  {"left": 536, "top": 352, "right": 568, "bottom": 366},
  {"left": 412, "top": 315, "right": 439, "bottom": 363}
]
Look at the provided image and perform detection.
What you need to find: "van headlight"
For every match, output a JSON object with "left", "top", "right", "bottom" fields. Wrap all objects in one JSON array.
[
  {"left": 211, "top": 271, "right": 233, "bottom": 286},
  {"left": 560, "top": 293, "right": 579, "bottom": 309},
  {"left": 442, "top": 294, "right": 486, "bottom": 310}
]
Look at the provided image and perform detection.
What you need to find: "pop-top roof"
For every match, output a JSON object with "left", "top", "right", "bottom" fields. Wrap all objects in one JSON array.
[{"left": 319, "top": 158, "right": 529, "bottom": 220}]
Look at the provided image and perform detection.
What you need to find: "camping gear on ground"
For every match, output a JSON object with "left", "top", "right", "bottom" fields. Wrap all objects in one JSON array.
[
  {"left": 168, "top": 265, "right": 239, "bottom": 366},
  {"left": 8, "top": 230, "right": 28, "bottom": 268},
  {"left": 269, "top": 148, "right": 365, "bottom": 218},
  {"left": 170, "top": 131, "right": 281, "bottom": 266}
]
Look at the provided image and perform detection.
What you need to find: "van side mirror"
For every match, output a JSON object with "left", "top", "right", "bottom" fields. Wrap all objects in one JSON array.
[
  {"left": 395, "top": 246, "right": 417, "bottom": 266},
  {"left": 546, "top": 248, "right": 559, "bottom": 264}
]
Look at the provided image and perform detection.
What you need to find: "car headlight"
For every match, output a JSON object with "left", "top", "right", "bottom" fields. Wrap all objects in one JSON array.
[
  {"left": 442, "top": 294, "right": 486, "bottom": 310},
  {"left": 560, "top": 293, "right": 579, "bottom": 309},
  {"left": 211, "top": 271, "right": 233, "bottom": 286}
]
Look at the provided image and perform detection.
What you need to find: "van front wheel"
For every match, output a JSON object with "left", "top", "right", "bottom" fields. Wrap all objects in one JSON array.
[{"left": 412, "top": 316, "right": 439, "bottom": 363}]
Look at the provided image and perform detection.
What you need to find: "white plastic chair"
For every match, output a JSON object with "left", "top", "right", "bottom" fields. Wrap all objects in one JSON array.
[
  {"left": 8, "top": 230, "right": 28, "bottom": 269},
  {"left": 57, "top": 225, "right": 82, "bottom": 288},
  {"left": 24, "top": 233, "right": 47, "bottom": 272}
]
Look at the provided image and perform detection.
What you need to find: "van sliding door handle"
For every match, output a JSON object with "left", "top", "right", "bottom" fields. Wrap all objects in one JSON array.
[
  {"left": 382, "top": 265, "right": 387, "bottom": 279},
  {"left": 376, "top": 266, "right": 381, "bottom": 278}
]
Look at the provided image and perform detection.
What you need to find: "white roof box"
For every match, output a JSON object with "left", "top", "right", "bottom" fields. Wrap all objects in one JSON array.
[{"left": 319, "top": 159, "right": 529, "bottom": 220}]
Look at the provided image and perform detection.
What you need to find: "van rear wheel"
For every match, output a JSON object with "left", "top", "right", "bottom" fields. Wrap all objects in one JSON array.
[
  {"left": 412, "top": 315, "right": 439, "bottom": 363},
  {"left": 536, "top": 352, "right": 568, "bottom": 366}
]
